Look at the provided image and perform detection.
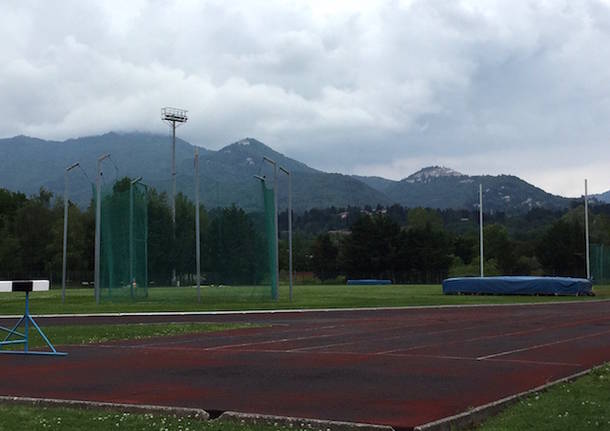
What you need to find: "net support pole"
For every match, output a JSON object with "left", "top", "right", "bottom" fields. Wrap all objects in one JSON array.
[
  {"left": 62, "top": 162, "right": 79, "bottom": 304},
  {"left": 129, "top": 177, "right": 143, "bottom": 299},
  {"left": 585, "top": 179, "right": 590, "bottom": 279},
  {"left": 280, "top": 166, "right": 293, "bottom": 301},
  {"left": 263, "top": 156, "right": 279, "bottom": 300},
  {"left": 94, "top": 154, "right": 110, "bottom": 305},
  {"left": 195, "top": 147, "right": 201, "bottom": 302},
  {"left": 287, "top": 171, "right": 293, "bottom": 301},
  {"left": 62, "top": 170, "right": 68, "bottom": 304},
  {"left": 272, "top": 163, "right": 279, "bottom": 300},
  {"left": 130, "top": 182, "right": 134, "bottom": 297},
  {"left": 479, "top": 183, "right": 484, "bottom": 277}
]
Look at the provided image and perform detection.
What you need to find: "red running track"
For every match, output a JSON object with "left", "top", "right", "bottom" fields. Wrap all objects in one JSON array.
[{"left": 1, "top": 300, "right": 610, "bottom": 430}]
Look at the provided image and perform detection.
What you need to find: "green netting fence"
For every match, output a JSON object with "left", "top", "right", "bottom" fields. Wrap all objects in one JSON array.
[
  {"left": 99, "top": 181, "right": 148, "bottom": 301},
  {"left": 261, "top": 180, "right": 278, "bottom": 299},
  {"left": 591, "top": 244, "right": 610, "bottom": 284},
  {"left": 96, "top": 174, "right": 277, "bottom": 303},
  {"left": 195, "top": 178, "right": 274, "bottom": 302}
]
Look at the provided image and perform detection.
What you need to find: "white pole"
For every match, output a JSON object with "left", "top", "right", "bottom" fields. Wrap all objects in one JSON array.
[
  {"left": 479, "top": 183, "right": 484, "bottom": 277},
  {"left": 585, "top": 179, "right": 590, "bottom": 279},
  {"left": 195, "top": 147, "right": 201, "bottom": 302}
]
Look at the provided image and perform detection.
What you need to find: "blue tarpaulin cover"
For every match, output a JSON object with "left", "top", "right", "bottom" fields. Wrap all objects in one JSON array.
[{"left": 442, "top": 276, "right": 593, "bottom": 296}]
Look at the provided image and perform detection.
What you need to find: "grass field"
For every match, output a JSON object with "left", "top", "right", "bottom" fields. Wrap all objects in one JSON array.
[
  {"left": 1, "top": 363, "right": 608, "bottom": 430},
  {"left": 478, "top": 363, "right": 610, "bottom": 430},
  {"left": 1, "top": 322, "right": 256, "bottom": 350},
  {"left": 0, "top": 284, "right": 608, "bottom": 315}
]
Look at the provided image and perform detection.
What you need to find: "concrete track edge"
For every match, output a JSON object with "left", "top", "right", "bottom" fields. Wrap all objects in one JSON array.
[
  {"left": 414, "top": 364, "right": 605, "bottom": 431},
  {"left": 1, "top": 298, "right": 608, "bottom": 320}
]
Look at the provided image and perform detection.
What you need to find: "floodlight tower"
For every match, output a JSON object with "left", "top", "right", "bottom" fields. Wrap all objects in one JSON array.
[
  {"left": 162, "top": 107, "right": 188, "bottom": 286},
  {"left": 263, "top": 156, "right": 279, "bottom": 301},
  {"left": 62, "top": 162, "right": 80, "bottom": 304}
]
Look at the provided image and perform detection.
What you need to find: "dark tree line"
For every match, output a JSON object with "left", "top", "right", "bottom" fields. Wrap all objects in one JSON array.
[{"left": 1, "top": 183, "right": 609, "bottom": 285}]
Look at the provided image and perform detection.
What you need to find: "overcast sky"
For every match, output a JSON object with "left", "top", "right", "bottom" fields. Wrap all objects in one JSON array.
[{"left": 2, "top": 0, "right": 610, "bottom": 196}]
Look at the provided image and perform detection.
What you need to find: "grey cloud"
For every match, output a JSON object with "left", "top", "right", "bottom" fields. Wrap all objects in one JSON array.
[{"left": 2, "top": 0, "right": 610, "bottom": 196}]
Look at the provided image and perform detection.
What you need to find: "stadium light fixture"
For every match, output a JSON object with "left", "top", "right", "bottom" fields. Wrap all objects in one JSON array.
[
  {"left": 62, "top": 162, "right": 80, "bottom": 304},
  {"left": 279, "top": 166, "right": 293, "bottom": 301},
  {"left": 94, "top": 153, "right": 111, "bottom": 304}
]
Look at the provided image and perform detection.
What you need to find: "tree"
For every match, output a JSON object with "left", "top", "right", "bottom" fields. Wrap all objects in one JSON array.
[
  {"left": 311, "top": 233, "right": 339, "bottom": 281},
  {"left": 407, "top": 207, "right": 443, "bottom": 231},
  {"left": 483, "top": 224, "right": 517, "bottom": 274},
  {"left": 147, "top": 189, "right": 173, "bottom": 284},
  {"left": 341, "top": 214, "right": 400, "bottom": 279},
  {"left": 206, "top": 205, "right": 266, "bottom": 285},
  {"left": 174, "top": 193, "right": 196, "bottom": 280},
  {"left": 396, "top": 223, "right": 453, "bottom": 282},
  {"left": 536, "top": 218, "right": 585, "bottom": 277}
]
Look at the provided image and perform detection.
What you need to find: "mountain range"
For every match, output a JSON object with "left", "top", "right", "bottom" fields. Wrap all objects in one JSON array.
[{"left": 0, "top": 132, "right": 605, "bottom": 213}]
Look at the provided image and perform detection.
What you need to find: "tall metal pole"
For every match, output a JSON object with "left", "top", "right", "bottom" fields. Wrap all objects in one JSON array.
[
  {"left": 585, "top": 179, "right": 590, "bottom": 279},
  {"left": 264, "top": 156, "right": 279, "bottom": 300},
  {"left": 129, "top": 177, "right": 143, "bottom": 299},
  {"left": 62, "top": 162, "right": 79, "bottom": 304},
  {"left": 195, "top": 147, "right": 201, "bottom": 302},
  {"left": 162, "top": 108, "right": 187, "bottom": 286},
  {"left": 280, "top": 166, "right": 293, "bottom": 301},
  {"left": 171, "top": 124, "right": 176, "bottom": 225},
  {"left": 479, "top": 183, "right": 484, "bottom": 277},
  {"left": 171, "top": 123, "right": 177, "bottom": 286},
  {"left": 94, "top": 153, "right": 110, "bottom": 304}
]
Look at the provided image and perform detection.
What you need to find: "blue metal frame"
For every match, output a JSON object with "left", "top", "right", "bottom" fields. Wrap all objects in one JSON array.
[{"left": 0, "top": 292, "right": 67, "bottom": 356}]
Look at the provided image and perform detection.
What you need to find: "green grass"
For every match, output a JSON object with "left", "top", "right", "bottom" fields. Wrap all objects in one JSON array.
[
  {"left": 0, "top": 406, "right": 277, "bottom": 431},
  {"left": 1, "top": 322, "right": 256, "bottom": 351},
  {"left": 478, "top": 363, "right": 610, "bottom": 430},
  {"left": 0, "top": 284, "right": 608, "bottom": 316},
  {"left": 1, "top": 364, "right": 609, "bottom": 430}
]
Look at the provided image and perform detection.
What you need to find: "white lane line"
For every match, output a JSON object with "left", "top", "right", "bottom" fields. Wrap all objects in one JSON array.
[
  {"left": 379, "top": 314, "right": 610, "bottom": 356},
  {"left": 477, "top": 328, "right": 610, "bottom": 360},
  {"left": 131, "top": 324, "right": 341, "bottom": 349},
  {"left": 289, "top": 323, "right": 484, "bottom": 353},
  {"left": 211, "top": 321, "right": 449, "bottom": 352},
  {"left": 87, "top": 343, "right": 581, "bottom": 367}
]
